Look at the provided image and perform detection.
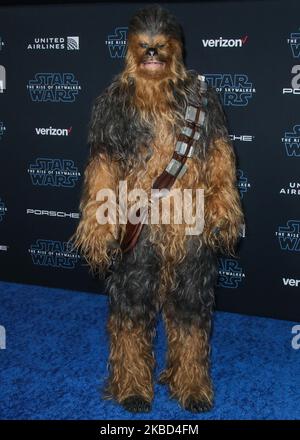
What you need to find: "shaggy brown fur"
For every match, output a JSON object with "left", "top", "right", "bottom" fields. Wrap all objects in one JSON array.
[
  {"left": 159, "top": 314, "right": 213, "bottom": 409},
  {"left": 71, "top": 153, "right": 121, "bottom": 273},
  {"left": 203, "top": 137, "right": 243, "bottom": 254},
  {"left": 73, "top": 29, "right": 243, "bottom": 274},
  {"left": 105, "top": 315, "right": 156, "bottom": 403},
  {"left": 73, "top": 5, "right": 243, "bottom": 413}
]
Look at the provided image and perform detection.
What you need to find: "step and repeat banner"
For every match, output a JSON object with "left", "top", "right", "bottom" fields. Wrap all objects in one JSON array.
[{"left": 0, "top": 1, "right": 299, "bottom": 321}]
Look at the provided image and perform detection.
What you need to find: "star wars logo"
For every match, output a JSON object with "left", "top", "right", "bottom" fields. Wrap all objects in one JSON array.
[
  {"left": 282, "top": 125, "right": 300, "bottom": 157},
  {"left": 0, "top": 121, "right": 6, "bottom": 139},
  {"left": 27, "top": 73, "right": 81, "bottom": 103},
  {"left": 276, "top": 220, "right": 300, "bottom": 252},
  {"left": 217, "top": 258, "right": 245, "bottom": 288},
  {"left": 0, "top": 198, "right": 7, "bottom": 222},
  {"left": 105, "top": 27, "right": 128, "bottom": 58},
  {"left": 287, "top": 32, "right": 300, "bottom": 58},
  {"left": 28, "top": 158, "right": 80, "bottom": 188},
  {"left": 237, "top": 169, "right": 251, "bottom": 199},
  {"left": 29, "top": 239, "right": 80, "bottom": 269},
  {"left": 205, "top": 74, "right": 255, "bottom": 106}
]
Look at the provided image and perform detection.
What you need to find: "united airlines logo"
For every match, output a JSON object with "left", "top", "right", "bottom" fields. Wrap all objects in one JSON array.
[
  {"left": 105, "top": 27, "right": 128, "bottom": 58},
  {"left": 27, "top": 73, "right": 81, "bottom": 103},
  {"left": 28, "top": 158, "right": 81, "bottom": 188},
  {"left": 287, "top": 31, "right": 300, "bottom": 58},
  {"left": 276, "top": 220, "right": 300, "bottom": 252},
  {"left": 279, "top": 182, "right": 300, "bottom": 196},
  {"left": 217, "top": 258, "right": 245, "bottom": 288},
  {"left": 0, "top": 122, "right": 6, "bottom": 140},
  {"left": 0, "top": 65, "right": 6, "bottom": 93},
  {"left": 29, "top": 239, "right": 80, "bottom": 269},
  {"left": 205, "top": 73, "right": 255, "bottom": 106},
  {"left": 0, "top": 198, "right": 7, "bottom": 222},
  {"left": 202, "top": 35, "right": 248, "bottom": 48},
  {"left": 27, "top": 36, "right": 80, "bottom": 51},
  {"left": 67, "top": 37, "right": 79, "bottom": 50},
  {"left": 237, "top": 169, "right": 251, "bottom": 199},
  {"left": 35, "top": 126, "right": 72, "bottom": 136},
  {"left": 282, "top": 125, "right": 300, "bottom": 157}
]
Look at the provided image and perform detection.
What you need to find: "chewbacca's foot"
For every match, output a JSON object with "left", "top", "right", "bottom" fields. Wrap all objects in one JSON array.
[
  {"left": 121, "top": 396, "right": 151, "bottom": 413},
  {"left": 183, "top": 396, "right": 213, "bottom": 413}
]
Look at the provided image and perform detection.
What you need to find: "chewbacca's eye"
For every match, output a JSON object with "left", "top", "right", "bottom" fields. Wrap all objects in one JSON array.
[
  {"left": 139, "top": 43, "right": 149, "bottom": 49},
  {"left": 157, "top": 44, "right": 165, "bottom": 49}
]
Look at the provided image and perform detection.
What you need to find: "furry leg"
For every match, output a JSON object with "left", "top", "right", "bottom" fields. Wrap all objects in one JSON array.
[
  {"left": 105, "top": 315, "right": 155, "bottom": 412},
  {"left": 159, "top": 316, "right": 213, "bottom": 412},
  {"left": 159, "top": 240, "right": 218, "bottom": 412},
  {"left": 103, "top": 227, "right": 160, "bottom": 412}
]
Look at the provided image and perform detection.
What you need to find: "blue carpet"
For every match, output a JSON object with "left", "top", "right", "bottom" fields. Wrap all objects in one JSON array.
[{"left": 0, "top": 280, "right": 299, "bottom": 420}]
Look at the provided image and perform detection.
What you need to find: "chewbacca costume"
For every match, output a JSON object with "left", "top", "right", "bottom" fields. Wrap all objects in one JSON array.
[{"left": 72, "top": 5, "right": 244, "bottom": 413}]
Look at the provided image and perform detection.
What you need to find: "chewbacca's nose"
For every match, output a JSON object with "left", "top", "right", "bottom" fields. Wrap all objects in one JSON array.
[{"left": 146, "top": 47, "right": 157, "bottom": 57}]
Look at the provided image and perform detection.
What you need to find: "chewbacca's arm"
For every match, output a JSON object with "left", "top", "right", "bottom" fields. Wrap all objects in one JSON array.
[
  {"left": 71, "top": 152, "right": 120, "bottom": 273},
  {"left": 201, "top": 85, "right": 244, "bottom": 253},
  {"left": 203, "top": 136, "right": 243, "bottom": 254}
]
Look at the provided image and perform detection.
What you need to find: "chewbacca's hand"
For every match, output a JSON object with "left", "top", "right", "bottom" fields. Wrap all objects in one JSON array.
[
  {"left": 205, "top": 218, "right": 241, "bottom": 255},
  {"left": 103, "top": 229, "right": 121, "bottom": 258},
  {"left": 106, "top": 237, "right": 122, "bottom": 271},
  {"left": 107, "top": 236, "right": 121, "bottom": 259},
  {"left": 71, "top": 221, "right": 121, "bottom": 273},
  {"left": 107, "top": 237, "right": 121, "bottom": 250}
]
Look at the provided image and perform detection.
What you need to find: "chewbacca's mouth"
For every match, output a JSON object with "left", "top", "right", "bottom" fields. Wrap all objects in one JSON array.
[{"left": 141, "top": 61, "right": 166, "bottom": 71}]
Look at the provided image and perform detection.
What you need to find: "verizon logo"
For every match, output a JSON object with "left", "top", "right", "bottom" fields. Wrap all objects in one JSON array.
[
  {"left": 282, "top": 278, "right": 300, "bottom": 287},
  {"left": 35, "top": 126, "right": 72, "bottom": 136},
  {"left": 202, "top": 36, "right": 248, "bottom": 48}
]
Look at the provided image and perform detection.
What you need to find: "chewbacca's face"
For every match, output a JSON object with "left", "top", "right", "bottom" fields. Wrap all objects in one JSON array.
[{"left": 127, "top": 32, "right": 182, "bottom": 80}]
